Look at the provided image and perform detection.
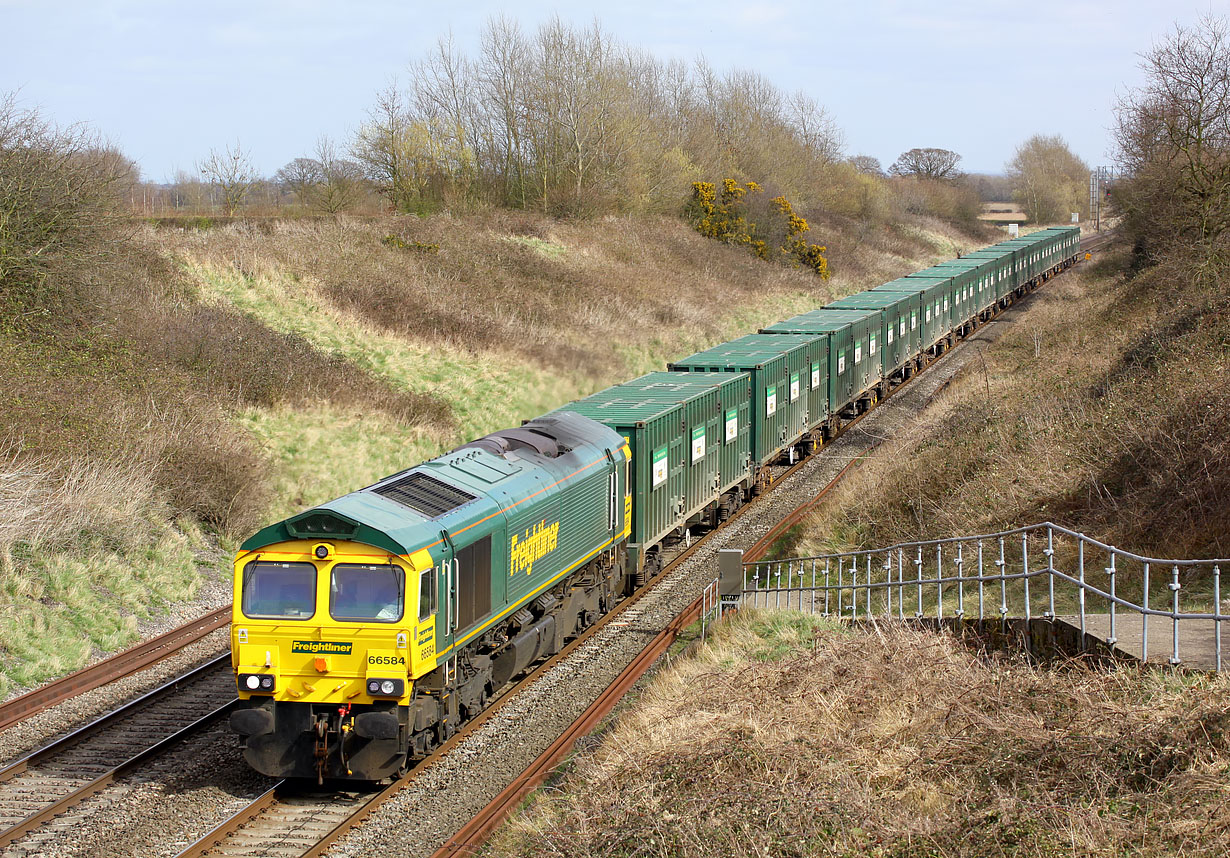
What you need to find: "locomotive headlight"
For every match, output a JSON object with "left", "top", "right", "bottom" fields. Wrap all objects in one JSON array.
[
  {"left": 366, "top": 678, "right": 404, "bottom": 697},
  {"left": 239, "top": 673, "right": 275, "bottom": 693}
]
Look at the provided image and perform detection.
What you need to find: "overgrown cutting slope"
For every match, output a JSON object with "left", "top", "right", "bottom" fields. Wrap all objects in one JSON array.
[{"left": 490, "top": 611, "right": 1230, "bottom": 858}]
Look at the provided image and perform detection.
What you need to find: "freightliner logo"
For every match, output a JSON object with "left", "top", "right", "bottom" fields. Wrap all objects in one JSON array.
[{"left": 292, "top": 640, "right": 353, "bottom": 655}]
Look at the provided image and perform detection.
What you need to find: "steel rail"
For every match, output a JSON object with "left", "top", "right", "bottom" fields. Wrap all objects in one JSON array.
[
  {"left": 0, "top": 654, "right": 232, "bottom": 785},
  {"left": 0, "top": 692, "right": 238, "bottom": 848},
  {"left": 0, "top": 606, "right": 231, "bottom": 732},
  {"left": 175, "top": 782, "right": 284, "bottom": 856},
  {"left": 432, "top": 588, "right": 712, "bottom": 858}
]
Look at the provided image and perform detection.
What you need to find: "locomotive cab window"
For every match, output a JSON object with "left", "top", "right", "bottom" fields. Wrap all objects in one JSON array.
[
  {"left": 242, "top": 561, "right": 316, "bottom": 620},
  {"left": 330, "top": 563, "right": 404, "bottom": 622},
  {"left": 418, "top": 566, "right": 437, "bottom": 621}
]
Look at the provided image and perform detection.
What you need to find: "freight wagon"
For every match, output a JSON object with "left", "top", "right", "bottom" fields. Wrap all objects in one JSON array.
[
  {"left": 556, "top": 371, "right": 752, "bottom": 577},
  {"left": 670, "top": 333, "right": 830, "bottom": 486}
]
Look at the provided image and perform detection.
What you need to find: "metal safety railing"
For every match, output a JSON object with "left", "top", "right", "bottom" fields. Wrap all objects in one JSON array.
[
  {"left": 698, "top": 578, "right": 722, "bottom": 640},
  {"left": 726, "top": 522, "right": 1229, "bottom": 670}
]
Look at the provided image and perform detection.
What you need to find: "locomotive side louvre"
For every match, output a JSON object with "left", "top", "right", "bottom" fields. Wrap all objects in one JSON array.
[
  {"left": 670, "top": 333, "right": 829, "bottom": 472},
  {"left": 556, "top": 371, "right": 752, "bottom": 574}
]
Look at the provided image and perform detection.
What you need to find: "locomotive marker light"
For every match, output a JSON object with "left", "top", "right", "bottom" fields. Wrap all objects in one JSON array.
[{"left": 313, "top": 543, "right": 332, "bottom": 560}]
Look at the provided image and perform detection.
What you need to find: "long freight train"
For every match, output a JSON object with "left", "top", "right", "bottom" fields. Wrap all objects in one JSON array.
[{"left": 229, "top": 226, "right": 1083, "bottom": 781}]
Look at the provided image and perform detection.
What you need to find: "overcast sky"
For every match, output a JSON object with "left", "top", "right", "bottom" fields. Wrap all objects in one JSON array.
[{"left": 3, "top": 0, "right": 1227, "bottom": 182}]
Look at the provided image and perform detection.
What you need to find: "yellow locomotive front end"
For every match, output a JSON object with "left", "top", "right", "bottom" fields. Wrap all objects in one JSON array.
[{"left": 230, "top": 535, "right": 439, "bottom": 781}]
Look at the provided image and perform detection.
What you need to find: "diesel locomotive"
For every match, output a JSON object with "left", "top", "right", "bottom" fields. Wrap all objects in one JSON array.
[{"left": 229, "top": 226, "right": 1083, "bottom": 781}]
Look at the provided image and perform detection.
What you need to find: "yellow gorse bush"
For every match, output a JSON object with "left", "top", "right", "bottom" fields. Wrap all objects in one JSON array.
[
  {"left": 381, "top": 234, "right": 440, "bottom": 254},
  {"left": 686, "top": 180, "right": 829, "bottom": 279},
  {"left": 772, "top": 195, "right": 830, "bottom": 279}
]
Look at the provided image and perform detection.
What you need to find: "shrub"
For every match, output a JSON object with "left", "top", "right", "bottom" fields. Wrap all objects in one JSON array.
[{"left": 685, "top": 179, "right": 830, "bottom": 278}]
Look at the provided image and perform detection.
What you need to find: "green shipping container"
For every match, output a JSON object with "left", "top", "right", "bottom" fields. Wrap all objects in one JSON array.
[
  {"left": 956, "top": 249, "right": 1017, "bottom": 301},
  {"left": 920, "top": 260, "right": 984, "bottom": 329},
  {"left": 999, "top": 238, "right": 1046, "bottom": 283},
  {"left": 760, "top": 308, "right": 880, "bottom": 414},
  {"left": 556, "top": 371, "right": 751, "bottom": 572},
  {"left": 821, "top": 288, "right": 920, "bottom": 373},
  {"left": 825, "top": 291, "right": 920, "bottom": 377},
  {"left": 873, "top": 276, "right": 951, "bottom": 351},
  {"left": 669, "top": 333, "right": 828, "bottom": 469}
]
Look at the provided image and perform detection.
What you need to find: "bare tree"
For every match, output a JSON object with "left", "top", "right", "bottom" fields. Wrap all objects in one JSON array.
[
  {"left": 0, "top": 92, "right": 131, "bottom": 290},
  {"left": 353, "top": 80, "right": 422, "bottom": 211},
  {"left": 890, "top": 147, "right": 963, "bottom": 180},
  {"left": 1006, "top": 134, "right": 1089, "bottom": 224},
  {"left": 849, "top": 155, "right": 883, "bottom": 176},
  {"left": 352, "top": 18, "right": 850, "bottom": 216},
  {"left": 787, "top": 90, "right": 844, "bottom": 165},
  {"left": 312, "top": 137, "right": 365, "bottom": 214},
  {"left": 198, "top": 141, "right": 256, "bottom": 215},
  {"left": 1115, "top": 15, "right": 1230, "bottom": 256},
  {"left": 477, "top": 15, "right": 532, "bottom": 205},
  {"left": 275, "top": 157, "right": 322, "bottom": 206}
]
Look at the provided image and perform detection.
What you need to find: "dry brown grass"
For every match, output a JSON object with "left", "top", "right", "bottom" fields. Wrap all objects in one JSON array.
[
  {"left": 0, "top": 443, "right": 164, "bottom": 567},
  {"left": 491, "top": 611, "right": 1230, "bottom": 858},
  {"left": 156, "top": 211, "right": 981, "bottom": 382}
]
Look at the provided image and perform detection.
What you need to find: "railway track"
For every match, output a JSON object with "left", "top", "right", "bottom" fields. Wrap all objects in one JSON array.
[
  {"left": 0, "top": 656, "right": 236, "bottom": 853},
  {"left": 0, "top": 606, "right": 230, "bottom": 733}
]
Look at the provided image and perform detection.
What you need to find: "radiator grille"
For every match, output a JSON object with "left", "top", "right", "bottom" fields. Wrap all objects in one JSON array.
[{"left": 372, "top": 472, "right": 476, "bottom": 518}]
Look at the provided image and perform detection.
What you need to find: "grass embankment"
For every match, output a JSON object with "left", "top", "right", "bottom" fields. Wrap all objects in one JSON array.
[
  {"left": 163, "top": 212, "right": 975, "bottom": 518},
  {"left": 491, "top": 610, "right": 1230, "bottom": 858},
  {"left": 0, "top": 208, "right": 977, "bottom": 695}
]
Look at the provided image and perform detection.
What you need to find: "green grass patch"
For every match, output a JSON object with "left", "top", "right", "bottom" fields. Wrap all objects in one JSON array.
[
  {"left": 504, "top": 235, "right": 567, "bottom": 258},
  {"left": 0, "top": 522, "right": 208, "bottom": 696},
  {"left": 184, "top": 257, "right": 609, "bottom": 513}
]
